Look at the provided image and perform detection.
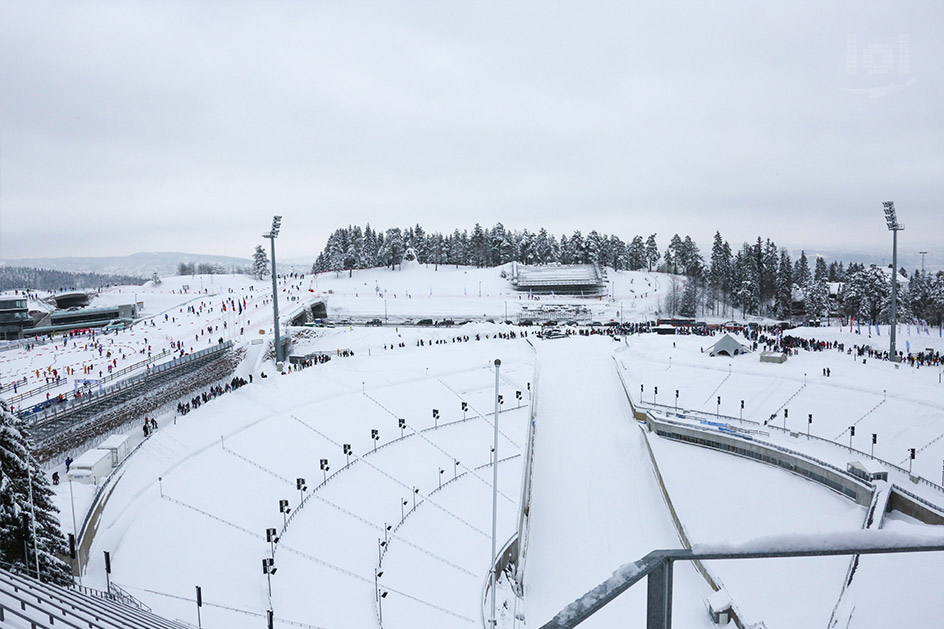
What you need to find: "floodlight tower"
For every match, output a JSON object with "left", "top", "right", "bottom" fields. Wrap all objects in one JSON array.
[
  {"left": 263, "top": 215, "right": 284, "bottom": 365},
  {"left": 882, "top": 202, "right": 903, "bottom": 362}
]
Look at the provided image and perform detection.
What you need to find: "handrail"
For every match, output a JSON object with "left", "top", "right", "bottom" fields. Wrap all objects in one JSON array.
[{"left": 539, "top": 535, "right": 944, "bottom": 629}]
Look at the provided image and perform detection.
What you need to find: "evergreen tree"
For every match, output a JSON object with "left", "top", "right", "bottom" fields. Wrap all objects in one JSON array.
[
  {"left": 664, "top": 234, "right": 682, "bottom": 274},
  {"left": 585, "top": 231, "right": 605, "bottom": 265},
  {"left": 412, "top": 224, "right": 428, "bottom": 263},
  {"left": 775, "top": 249, "right": 794, "bottom": 319},
  {"left": 379, "top": 228, "right": 404, "bottom": 269},
  {"left": 0, "top": 402, "right": 71, "bottom": 584},
  {"left": 708, "top": 232, "right": 731, "bottom": 315},
  {"left": 645, "top": 234, "right": 660, "bottom": 272},
  {"left": 679, "top": 277, "right": 698, "bottom": 318},
  {"left": 559, "top": 234, "right": 574, "bottom": 265},
  {"left": 470, "top": 223, "right": 488, "bottom": 267},
  {"left": 534, "top": 229, "right": 554, "bottom": 264},
  {"left": 814, "top": 256, "right": 828, "bottom": 282},
  {"left": 628, "top": 236, "right": 646, "bottom": 271},
  {"left": 253, "top": 245, "right": 269, "bottom": 279},
  {"left": 805, "top": 278, "right": 830, "bottom": 322},
  {"left": 679, "top": 236, "right": 703, "bottom": 277},
  {"left": 841, "top": 266, "right": 890, "bottom": 323},
  {"left": 794, "top": 251, "right": 811, "bottom": 287},
  {"left": 570, "top": 231, "right": 585, "bottom": 264}
]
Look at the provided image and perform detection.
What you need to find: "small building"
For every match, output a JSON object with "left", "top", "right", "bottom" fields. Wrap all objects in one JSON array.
[
  {"left": 707, "top": 334, "right": 751, "bottom": 357},
  {"left": 98, "top": 434, "right": 131, "bottom": 467},
  {"left": 653, "top": 324, "right": 677, "bottom": 335},
  {"left": 847, "top": 460, "right": 888, "bottom": 483},
  {"left": 67, "top": 449, "right": 113, "bottom": 485},
  {"left": 760, "top": 351, "right": 788, "bottom": 364}
]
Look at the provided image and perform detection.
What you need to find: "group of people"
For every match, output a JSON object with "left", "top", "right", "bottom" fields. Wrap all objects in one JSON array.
[
  {"left": 175, "top": 375, "right": 251, "bottom": 416},
  {"left": 142, "top": 416, "right": 158, "bottom": 437}
]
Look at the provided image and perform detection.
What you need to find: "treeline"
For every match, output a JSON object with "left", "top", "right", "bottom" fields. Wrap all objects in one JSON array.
[
  {"left": 0, "top": 266, "right": 144, "bottom": 292},
  {"left": 313, "top": 223, "right": 943, "bottom": 325}
]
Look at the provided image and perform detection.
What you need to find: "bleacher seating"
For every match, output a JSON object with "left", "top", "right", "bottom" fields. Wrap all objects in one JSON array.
[
  {"left": 512, "top": 264, "right": 605, "bottom": 295},
  {"left": 0, "top": 567, "right": 187, "bottom": 629}
]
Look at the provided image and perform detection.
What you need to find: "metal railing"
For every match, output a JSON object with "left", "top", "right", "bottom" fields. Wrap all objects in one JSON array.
[
  {"left": 539, "top": 536, "right": 944, "bottom": 629},
  {"left": 25, "top": 342, "right": 231, "bottom": 424}
]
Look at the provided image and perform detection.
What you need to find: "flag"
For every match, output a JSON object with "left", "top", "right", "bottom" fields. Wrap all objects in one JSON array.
[
  {"left": 906, "top": 340, "right": 911, "bottom": 354},
  {"left": 856, "top": 319, "right": 861, "bottom": 334},
  {"left": 876, "top": 324, "right": 881, "bottom": 336},
  {"left": 868, "top": 321, "right": 872, "bottom": 335}
]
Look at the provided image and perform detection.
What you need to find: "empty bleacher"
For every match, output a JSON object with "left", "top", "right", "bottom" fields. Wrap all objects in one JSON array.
[
  {"left": 511, "top": 263, "right": 605, "bottom": 295},
  {"left": 0, "top": 567, "right": 187, "bottom": 629}
]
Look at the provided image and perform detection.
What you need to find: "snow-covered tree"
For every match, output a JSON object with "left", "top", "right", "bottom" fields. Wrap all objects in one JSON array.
[
  {"left": 0, "top": 402, "right": 71, "bottom": 584},
  {"left": 794, "top": 251, "right": 811, "bottom": 287},
  {"left": 253, "top": 245, "right": 270, "bottom": 279},
  {"left": 842, "top": 266, "right": 890, "bottom": 323},
  {"left": 775, "top": 249, "right": 794, "bottom": 319},
  {"left": 645, "top": 234, "right": 659, "bottom": 272},
  {"left": 805, "top": 278, "right": 830, "bottom": 321}
]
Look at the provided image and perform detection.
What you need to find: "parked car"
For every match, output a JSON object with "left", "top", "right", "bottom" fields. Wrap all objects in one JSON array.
[
  {"left": 366, "top": 319, "right": 383, "bottom": 327},
  {"left": 416, "top": 319, "right": 434, "bottom": 326},
  {"left": 435, "top": 319, "right": 455, "bottom": 327}
]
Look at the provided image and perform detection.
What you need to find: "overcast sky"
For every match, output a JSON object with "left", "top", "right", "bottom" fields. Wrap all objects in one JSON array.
[{"left": 1, "top": 1, "right": 941, "bottom": 263}]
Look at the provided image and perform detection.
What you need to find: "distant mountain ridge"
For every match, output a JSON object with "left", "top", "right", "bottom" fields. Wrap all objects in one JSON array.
[{"left": 0, "top": 252, "right": 312, "bottom": 277}]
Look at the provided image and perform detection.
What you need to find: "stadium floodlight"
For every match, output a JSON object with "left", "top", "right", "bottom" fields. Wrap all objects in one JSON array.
[
  {"left": 263, "top": 216, "right": 285, "bottom": 365},
  {"left": 882, "top": 201, "right": 904, "bottom": 362}
]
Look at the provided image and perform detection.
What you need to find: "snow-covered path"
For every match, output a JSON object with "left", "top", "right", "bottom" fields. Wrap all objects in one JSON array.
[{"left": 523, "top": 338, "right": 712, "bottom": 628}]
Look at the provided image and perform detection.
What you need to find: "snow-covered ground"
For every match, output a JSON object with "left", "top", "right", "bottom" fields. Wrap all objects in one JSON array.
[{"left": 3, "top": 264, "right": 942, "bottom": 629}]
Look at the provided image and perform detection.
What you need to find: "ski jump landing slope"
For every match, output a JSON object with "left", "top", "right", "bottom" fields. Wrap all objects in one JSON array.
[{"left": 523, "top": 338, "right": 711, "bottom": 628}]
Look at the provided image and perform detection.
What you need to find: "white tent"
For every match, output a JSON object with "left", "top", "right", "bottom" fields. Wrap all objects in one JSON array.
[{"left": 708, "top": 334, "right": 751, "bottom": 357}]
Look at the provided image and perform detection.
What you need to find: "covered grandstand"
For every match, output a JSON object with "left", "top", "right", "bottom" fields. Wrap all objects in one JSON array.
[
  {"left": 26, "top": 304, "right": 138, "bottom": 336},
  {"left": 509, "top": 262, "right": 605, "bottom": 296}
]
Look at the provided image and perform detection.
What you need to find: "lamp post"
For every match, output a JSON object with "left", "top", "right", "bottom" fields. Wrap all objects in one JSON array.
[
  {"left": 882, "top": 201, "right": 904, "bottom": 362},
  {"left": 262, "top": 216, "right": 284, "bottom": 366},
  {"left": 849, "top": 426, "right": 855, "bottom": 449},
  {"left": 872, "top": 433, "right": 877, "bottom": 457},
  {"left": 489, "top": 359, "right": 501, "bottom": 629},
  {"left": 919, "top": 251, "right": 928, "bottom": 273}
]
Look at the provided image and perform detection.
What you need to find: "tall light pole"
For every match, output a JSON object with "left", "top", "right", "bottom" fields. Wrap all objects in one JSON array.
[
  {"left": 263, "top": 216, "right": 283, "bottom": 365},
  {"left": 919, "top": 251, "right": 928, "bottom": 274},
  {"left": 882, "top": 202, "right": 904, "bottom": 362},
  {"left": 489, "top": 358, "right": 501, "bottom": 628}
]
